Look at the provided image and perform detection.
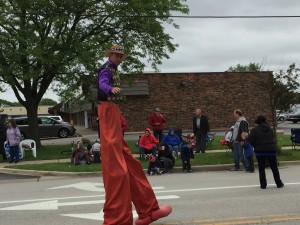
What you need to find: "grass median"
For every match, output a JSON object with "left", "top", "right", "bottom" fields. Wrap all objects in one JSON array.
[{"left": 5, "top": 134, "right": 300, "bottom": 172}]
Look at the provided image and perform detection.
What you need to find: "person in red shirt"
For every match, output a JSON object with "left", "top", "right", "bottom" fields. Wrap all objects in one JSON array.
[
  {"left": 138, "top": 128, "right": 158, "bottom": 159},
  {"left": 149, "top": 107, "right": 165, "bottom": 142}
]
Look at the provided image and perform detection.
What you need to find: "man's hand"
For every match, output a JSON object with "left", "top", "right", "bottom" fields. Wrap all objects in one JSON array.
[{"left": 111, "top": 87, "right": 121, "bottom": 94}]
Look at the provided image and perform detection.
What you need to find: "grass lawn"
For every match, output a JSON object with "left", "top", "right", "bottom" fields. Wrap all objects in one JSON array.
[{"left": 6, "top": 134, "right": 300, "bottom": 172}]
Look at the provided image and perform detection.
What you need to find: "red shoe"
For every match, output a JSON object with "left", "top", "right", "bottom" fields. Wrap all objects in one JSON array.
[
  {"left": 135, "top": 216, "right": 152, "bottom": 225},
  {"left": 151, "top": 204, "right": 172, "bottom": 221},
  {"left": 135, "top": 205, "right": 172, "bottom": 225}
]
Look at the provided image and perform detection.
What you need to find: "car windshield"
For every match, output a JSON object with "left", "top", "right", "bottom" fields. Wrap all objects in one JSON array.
[{"left": 41, "top": 117, "right": 56, "bottom": 125}]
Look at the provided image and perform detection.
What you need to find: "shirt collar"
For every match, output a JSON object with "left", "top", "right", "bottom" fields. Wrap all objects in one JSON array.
[{"left": 107, "top": 60, "right": 118, "bottom": 70}]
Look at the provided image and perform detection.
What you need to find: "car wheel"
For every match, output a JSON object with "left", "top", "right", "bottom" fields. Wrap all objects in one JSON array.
[
  {"left": 293, "top": 121, "right": 297, "bottom": 123},
  {"left": 278, "top": 116, "right": 284, "bottom": 121},
  {"left": 58, "top": 128, "right": 69, "bottom": 138}
]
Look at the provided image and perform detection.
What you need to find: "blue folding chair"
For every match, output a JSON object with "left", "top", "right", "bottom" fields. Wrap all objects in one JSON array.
[
  {"left": 206, "top": 133, "right": 216, "bottom": 146},
  {"left": 291, "top": 128, "right": 300, "bottom": 150}
]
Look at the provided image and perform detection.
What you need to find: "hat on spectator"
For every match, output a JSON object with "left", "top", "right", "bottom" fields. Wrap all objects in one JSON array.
[
  {"left": 230, "top": 126, "right": 234, "bottom": 130},
  {"left": 255, "top": 115, "right": 266, "bottom": 124},
  {"left": 155, "top": 107, "right": 160, "bottom": 112}
]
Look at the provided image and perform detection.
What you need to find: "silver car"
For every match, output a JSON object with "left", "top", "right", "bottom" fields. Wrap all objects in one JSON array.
[{"left": 15, "top": 116, "right": 76, "bottom": 139}]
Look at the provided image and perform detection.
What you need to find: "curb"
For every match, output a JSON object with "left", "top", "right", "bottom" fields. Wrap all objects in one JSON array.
[{"left": 1, "top": 161, "right": 300, "bottom": 177}]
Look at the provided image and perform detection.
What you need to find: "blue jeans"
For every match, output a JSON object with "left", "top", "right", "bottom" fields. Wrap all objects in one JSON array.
[
  {"left": 233, "top": 142, "right": 246, "bottom": 169},
  {"left": 168, "top": 145, "right": 179, "bottom": 157},
  {"left": 139, "top": 146, "right": 157, "bottom": 158},
  {"left": 9, "top": 145, "right": 20, "bottom": 162}
]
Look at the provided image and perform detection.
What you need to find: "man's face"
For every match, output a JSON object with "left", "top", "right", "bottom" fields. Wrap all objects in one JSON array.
[
  {"left": 109, "top": 53, "right": 124, "bottom": 65},
  {"left": 195, "top": 109, "right": 201, "bottom": 116},
  {"left": 233, "top": 111, "right": 239, "bottom": 119},
  {"left": 145, "top": 131, "right": 150, "bottom": 136}
]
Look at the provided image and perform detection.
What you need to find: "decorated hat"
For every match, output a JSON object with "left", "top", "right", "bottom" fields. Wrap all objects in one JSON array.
[{"left": 105, "top": 45, "right": 128, "bottom": 59}]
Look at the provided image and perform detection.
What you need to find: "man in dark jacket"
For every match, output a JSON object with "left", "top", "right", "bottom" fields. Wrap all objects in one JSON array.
[
  {"left": 248, "top": 115, "right": 284, "bottom": 189},
  {"left": 192, "top": 109, "right": 210, "bottom": 153},
  {"left": 230, "top": 109, "right": 248, "bottom": 171}
]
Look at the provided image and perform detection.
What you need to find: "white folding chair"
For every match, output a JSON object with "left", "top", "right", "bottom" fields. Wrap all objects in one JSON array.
[{"left": 19, "top": 139, "right": 37, "bottom": 158}]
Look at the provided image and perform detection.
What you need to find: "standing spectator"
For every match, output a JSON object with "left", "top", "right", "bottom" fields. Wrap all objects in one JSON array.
[
  {"left": 230, "top": 109, "right": 248, "bottom": 171},
  {"left": 162, "top": 128, "right": 181, "bottom": 158},
  {"left": 248, "top": 115, "right": 284, "bottom": 189},
  {"left": 181, "top": 141, "right": 194, "bottom": 173},
  {"left": 6, "top": 119, "right": 21, "bottom": 164},
  {"left": 0, "top": 118, "right": 8, "bottom": 162},
  {"left": 97, "top": 45, "right": 171, "bottom": 225},
  {"left": 149, "top": 107, "right": 165, "bottom": 142},
  {"left": 192, "top": 108, "right": 210, "bottom": 153},
  {"left": 241, "top": 132, "right": 254, "bottom": 173},
  {"left": 139, "top": 128, "right": 158, "bottom": 159}
]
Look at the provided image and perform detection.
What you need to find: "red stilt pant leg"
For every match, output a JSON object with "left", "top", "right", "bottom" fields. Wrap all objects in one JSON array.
[
  {"left": 98, "top": 102, "right": 132, "bottom": 225},
  {"left": 121, "top": 138, "right": 159, "bottom": 218}
]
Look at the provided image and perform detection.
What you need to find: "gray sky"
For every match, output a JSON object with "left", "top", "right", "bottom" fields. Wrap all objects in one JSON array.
[
  {"left": 2, "top": 0, "right": 300, "bottom": 102},
  {"left": 149, "top": 0, "right": 300, "bottom": 72}
]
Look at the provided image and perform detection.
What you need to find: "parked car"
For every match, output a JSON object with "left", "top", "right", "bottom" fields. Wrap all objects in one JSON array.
[
  {"left": 15, "top": 116, "right": 76, "bottom": 139},
  {"left": 287, "top": 112, "right": 300, "bottom": 123},
  {"left": 276, "top": 110, "right": 289, "bottom": 121}
]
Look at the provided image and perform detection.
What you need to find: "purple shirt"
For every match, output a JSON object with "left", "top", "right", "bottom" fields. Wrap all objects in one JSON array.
[{"left": 98, "top": 60, "right": 117, "bottom": 96}]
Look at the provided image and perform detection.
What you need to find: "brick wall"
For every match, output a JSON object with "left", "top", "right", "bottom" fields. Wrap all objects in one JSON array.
[{"left": 119, "top": 71, "right": 273, "bottom": 132}]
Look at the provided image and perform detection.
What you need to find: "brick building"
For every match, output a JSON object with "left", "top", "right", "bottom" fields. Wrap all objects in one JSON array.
[
  {"left": 67, "top": 71, "right": 273, "bottom": 131},
  {"left": 118, "top": 71, "right": 273, "bottom": 131}
]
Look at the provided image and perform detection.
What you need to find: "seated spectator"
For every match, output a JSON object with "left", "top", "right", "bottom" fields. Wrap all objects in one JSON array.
[
  {"left": 72, "top": 139, "right": 91, "bottom": 165},
  {"left": 162, "top": 128, "right": 181, "bottom": 158},
  {"left": 86, "top": 143, "right": 93, "bottom": 162},
  {"left": 138, "top": 128, "right": 158, "bottom": 159},
  {"left": 91, "top": 139, "right": 101, "bottom": 163},
  {"left": 147, "top": 143, "right": 175, "bottom": 175},
  {"left": 225, "top": 126, "right": 234, "bottom": 142},
  {"left": 220, "top": 126, "right": 234, "bottom": 150}
]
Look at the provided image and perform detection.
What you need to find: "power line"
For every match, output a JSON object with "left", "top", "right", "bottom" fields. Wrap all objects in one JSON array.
[{"left": 1, "top": 12, "right": 300, "bottom": 19}]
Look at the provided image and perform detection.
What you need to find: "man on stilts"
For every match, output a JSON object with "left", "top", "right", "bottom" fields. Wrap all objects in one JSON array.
[{"left": 97, "top": 45, "right": 172, "bottom": 225}]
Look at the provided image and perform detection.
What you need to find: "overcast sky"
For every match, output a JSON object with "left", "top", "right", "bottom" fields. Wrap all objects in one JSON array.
[
  {"left": 149, "top": 0, "right": 300, "bottom": 73},
  {"left": 2, "top": 0, "right": 300, "bottom": 102}
]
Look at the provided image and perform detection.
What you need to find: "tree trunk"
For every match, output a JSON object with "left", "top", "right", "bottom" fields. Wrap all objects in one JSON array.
[{"left": 25, "top": 104, "right": 42, "bottom": 148}]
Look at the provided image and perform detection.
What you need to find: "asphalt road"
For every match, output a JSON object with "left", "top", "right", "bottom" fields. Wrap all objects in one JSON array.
[{"left": 0, "top": 165, "right": 299, "bottom": 225}]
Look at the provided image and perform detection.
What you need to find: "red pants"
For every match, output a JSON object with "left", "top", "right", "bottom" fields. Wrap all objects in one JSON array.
[{"left": 98, "top": 102, "right": 159, "bottom": 225}]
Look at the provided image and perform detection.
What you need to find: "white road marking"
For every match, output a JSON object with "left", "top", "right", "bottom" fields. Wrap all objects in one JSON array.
[
  {"left": 61, "top": 209, "right": 139, "bottom": 221},
  {"left": 1, "top": 182, "right": 299, "bottom": 206},
  {"left": 48, "top": 182, "right": 165, "bottom": 192},
  {"left": 0, "top": 195, "right": 179, "bottom": 211}
]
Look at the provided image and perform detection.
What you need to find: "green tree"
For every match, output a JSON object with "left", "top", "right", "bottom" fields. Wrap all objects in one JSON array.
[
  {"left": 229, "top": 62, "right": 300, "bottom": 146},
  {"left": 0, "top": 0, "right": 189, "bottom": 146},
  {"left": 228, "top": 62, "right": 261, "bottom": 72},
  {"left": 40, "top": 98, "right": 57, "bottom": 106}
]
